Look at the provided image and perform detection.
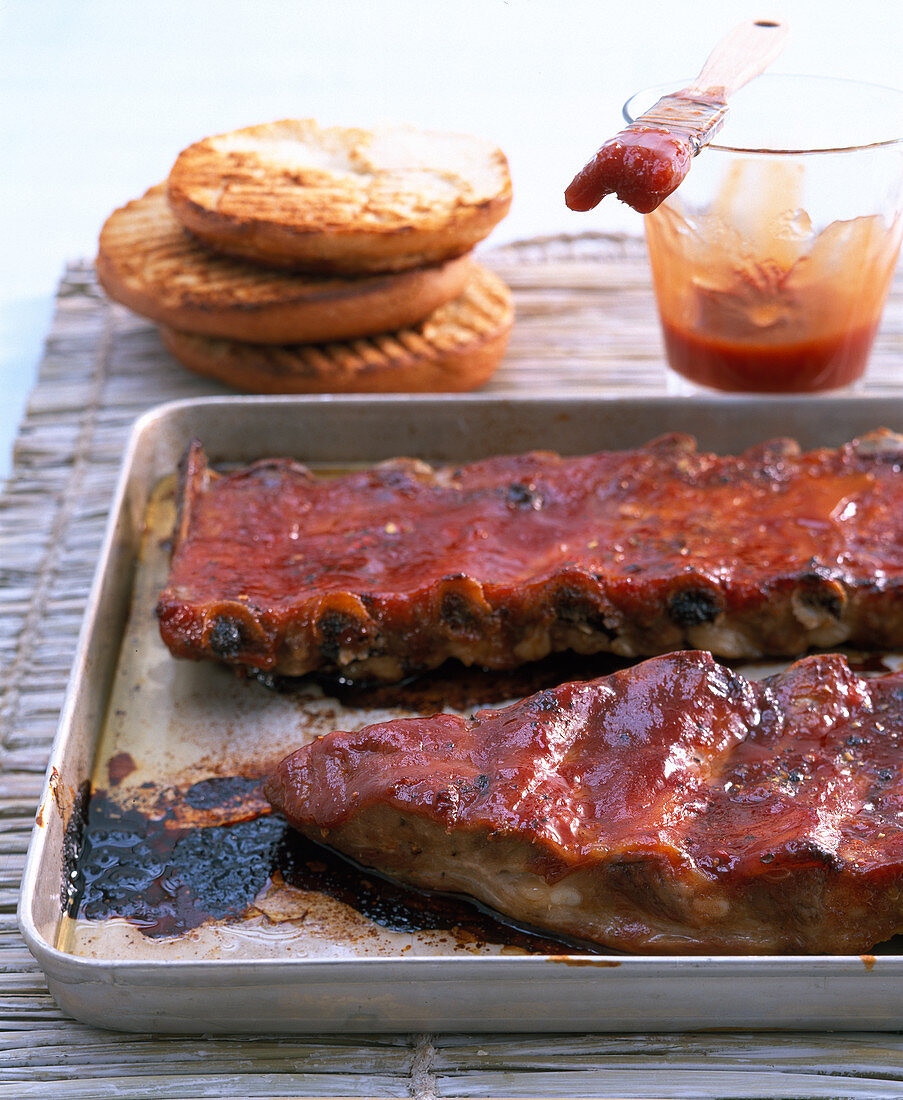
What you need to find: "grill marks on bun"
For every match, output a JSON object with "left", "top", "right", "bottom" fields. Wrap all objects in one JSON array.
[
  {"left": 158, "top": 265, "right": 513, "bottom": 394},
  {"left": 97, "top": 185, "right": 475, "bottom": 345},
  {"left": 95, "top": 119, "right": 513, "bottom": 392},
  {"left": 165, "top": 119, "right": 512, "bottom": 274}
]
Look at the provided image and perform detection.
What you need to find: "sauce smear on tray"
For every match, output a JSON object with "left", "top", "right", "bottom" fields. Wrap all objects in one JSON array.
[{"left": 63, "top": 779, "right": 580, "bottom": 953}]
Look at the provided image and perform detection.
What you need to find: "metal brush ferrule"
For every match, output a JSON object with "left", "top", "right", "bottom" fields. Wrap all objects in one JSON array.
[{"left": 635, "top": 93, "right": 730, "bottom": 152}]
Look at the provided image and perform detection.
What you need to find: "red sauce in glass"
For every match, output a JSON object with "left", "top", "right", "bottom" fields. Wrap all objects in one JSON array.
[{"left": 660, "top": 318, "right": 881, "bottom": 393}]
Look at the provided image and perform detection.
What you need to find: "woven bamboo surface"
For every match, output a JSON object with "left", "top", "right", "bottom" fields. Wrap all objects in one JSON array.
[{"left": 3, "top": 236, "right": 903, "bottom": 1097}]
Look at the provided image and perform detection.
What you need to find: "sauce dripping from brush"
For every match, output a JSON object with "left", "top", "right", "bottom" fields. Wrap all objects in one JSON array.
[
  {"left": 565, "top": 19, "right": 788, "bottom": 213},
  {"left": 565, "top": 117, "right": 699, "bottom": 214}
]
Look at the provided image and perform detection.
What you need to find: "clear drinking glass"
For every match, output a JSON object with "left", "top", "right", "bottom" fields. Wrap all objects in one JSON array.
[{"left": 624, "top": 75, "right": 903, "bottom": 394}]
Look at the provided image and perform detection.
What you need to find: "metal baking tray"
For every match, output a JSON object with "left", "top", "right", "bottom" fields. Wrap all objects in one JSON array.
[{"left": 18, "top": 393, "right": 903, "bottom": 1033}]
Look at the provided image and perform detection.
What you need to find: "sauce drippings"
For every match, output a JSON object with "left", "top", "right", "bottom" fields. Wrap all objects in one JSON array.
[
  {"left": 308, "top": 650, "right": 630, "bottom": 710},
  {"left": 107, "top": 751, "right": 137, "bottom": 786}
]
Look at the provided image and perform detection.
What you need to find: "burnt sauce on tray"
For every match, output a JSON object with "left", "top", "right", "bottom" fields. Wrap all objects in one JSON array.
[
  {"left": 63, "top": 779, "right": 585, "bottom": 953},
  {"left": 64, "top": 655, "right": 634, "bottom": 952}
]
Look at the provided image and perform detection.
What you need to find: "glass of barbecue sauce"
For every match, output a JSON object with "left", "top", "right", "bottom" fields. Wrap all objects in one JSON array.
[{"left": 624, "top": 75, "right": 903, "bottom": 394}]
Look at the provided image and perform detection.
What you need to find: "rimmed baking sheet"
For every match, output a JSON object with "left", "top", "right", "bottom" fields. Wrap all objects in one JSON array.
[{"left": 18, "top": 393, "right": 903, "bottom": 1033}]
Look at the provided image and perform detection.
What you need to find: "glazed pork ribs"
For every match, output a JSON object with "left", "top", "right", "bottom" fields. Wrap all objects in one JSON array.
[
  {"left": 156, "top": 430, "right": 903, "bottom": 683},
  {"left": 267, "top": 650, "right": 903, "bottom": 954}
]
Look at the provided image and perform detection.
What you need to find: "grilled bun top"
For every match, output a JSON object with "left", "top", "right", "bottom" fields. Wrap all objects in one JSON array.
[{"left": 166, "top": 118, "right": 512, "bottom": 274}]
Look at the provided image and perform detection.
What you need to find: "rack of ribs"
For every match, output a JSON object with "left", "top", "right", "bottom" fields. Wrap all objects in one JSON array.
[
  {"left": 157, "top": 430, "right": 903, "bottom": 683},
  {"left": 266, "top": 650, "right": 903, "bottom": 954}
]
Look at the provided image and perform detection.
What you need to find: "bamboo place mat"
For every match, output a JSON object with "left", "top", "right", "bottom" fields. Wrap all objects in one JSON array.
[{"left": 3, "top": 235, "right": 903, "bottom": 1098}]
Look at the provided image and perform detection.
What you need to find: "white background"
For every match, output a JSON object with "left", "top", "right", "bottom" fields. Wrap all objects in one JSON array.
[{"left": 1, "top": 0, "right": 901, "bottom": 479}]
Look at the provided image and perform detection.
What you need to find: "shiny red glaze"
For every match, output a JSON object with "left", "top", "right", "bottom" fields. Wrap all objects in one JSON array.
[
  {"left": 157, "top": 433, "right": 903, "bottom": 678},
  {"left": 163, "top": 437, "right": 900, "bottom": 604},
  {"left": 270, "top": 651, "right": 903, "bottom": 876},
  {"left": 662, "top": 318, "right": 881, "bottom": 394},
  {"left": 565, "top": 126, "right": 693, "bottom": 214},
  {"left": 688, "top": 654, "right": 903, "bottom": 883},
  {"left": 272, "top": 651, "right": 759, "bottom": 853},
  {"left": 268, "top": 652, "right": 903, "bottom": 948}
]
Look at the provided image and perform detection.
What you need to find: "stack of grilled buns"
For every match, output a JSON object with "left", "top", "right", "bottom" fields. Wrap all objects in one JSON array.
[{"left": 96, "top": 119, "right": 514, "bottom": 393}]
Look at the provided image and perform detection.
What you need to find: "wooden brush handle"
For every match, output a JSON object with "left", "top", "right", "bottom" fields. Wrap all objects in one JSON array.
[{"left": 687, "top": 18, "right": 789, "bottom": 99}]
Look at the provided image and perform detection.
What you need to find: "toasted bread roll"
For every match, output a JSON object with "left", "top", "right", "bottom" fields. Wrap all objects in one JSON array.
[
  {"left": 96, "top": 185, "right": 474, "bottom": 344},
  {"left": 166, "top": 119, "right": 512, "bottom": 274},
  {"left": 158, "top": 264, "right": 513, "bottom": 393}
]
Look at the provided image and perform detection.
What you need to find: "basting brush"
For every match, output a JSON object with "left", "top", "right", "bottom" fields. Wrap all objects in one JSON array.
[{"left": 565, "top": 18, "right": 789, "bottom": 214}]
